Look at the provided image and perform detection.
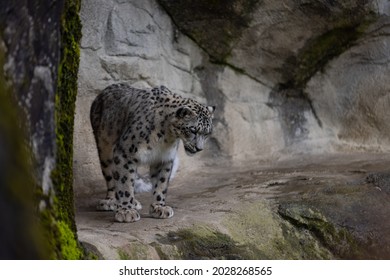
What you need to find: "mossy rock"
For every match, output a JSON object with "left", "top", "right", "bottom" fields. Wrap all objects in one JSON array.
[
  {"left": 118, "top": 242, "right": 159, "bottom": 260},
  {"left": 41, "top": 0, "right": 83, "bottom": 259},
  {"left": 224, "top": 201, "right": 333, "bottom": 259},
  {"left": 278, "top": 203, "right": 363, "bottom": 259},
  {"left": 162, "top": 225, "right": 247, "bottom": 260},
  {"left": 1, "top": 0, "right": 83, "bottom": 259},
  {"left": 159, "top": 201, "right": 335, "bottom": 260}
]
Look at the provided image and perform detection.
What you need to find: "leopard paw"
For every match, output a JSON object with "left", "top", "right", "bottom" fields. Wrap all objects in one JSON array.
[
  {"left": 115, "top": 208, "right": 140, "bottom": 223},
  {"left": 149, "top": 204, "right": 174, "bottom": 219},
  {"left": 97, "top": 198, "right": 116, "bottom": 211}
]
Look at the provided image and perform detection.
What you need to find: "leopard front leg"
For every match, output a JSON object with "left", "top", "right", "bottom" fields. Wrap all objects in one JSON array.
[
  {"left": 112, "top": 152, "right": 142, "bottom": 223},
  {"left": 149, "top": 161, "right": 174, "bottom": 219}
]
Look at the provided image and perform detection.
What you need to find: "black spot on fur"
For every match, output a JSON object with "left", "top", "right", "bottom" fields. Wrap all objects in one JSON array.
[
  {"left": 160, "top": 177, "right": 166, "bottom": 183},
  {"left": 122, "top": 201, "right": 128, "bottom": 205},
  {"left": 105, "top": 175, "right": 112, "bottom": 182},
  {"left": 125, "top": 191, "right": 130, "bottom": 198},
  {"left": 121, "top": 176, "right": 128, "bottom": 184},
  {"left": 156, "top": 195, "right": 162, "bottom": 201},
  {"left": 113, "top": 171, "right": 120, "bottom": 180},
  {"left": 119, "top": 190, "right": 124, "bottom": 197},
  {"left": 114, "top": 157, "right": 120, "bottom": 165}
]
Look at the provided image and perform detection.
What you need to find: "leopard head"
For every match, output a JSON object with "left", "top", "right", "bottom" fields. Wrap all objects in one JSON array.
[{"left": 170, "top": 102, "right": 215, "bottom": 156}]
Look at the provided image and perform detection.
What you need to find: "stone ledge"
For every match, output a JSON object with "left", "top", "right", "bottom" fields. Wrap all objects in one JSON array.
[{"left": 76, "top": 153, "right": 390, "bottom": 259}]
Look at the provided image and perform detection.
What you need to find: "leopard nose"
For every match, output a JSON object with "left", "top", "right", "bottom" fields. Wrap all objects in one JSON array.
[{"left": 195, "top": 146, "right": 203, "bottom": 152}]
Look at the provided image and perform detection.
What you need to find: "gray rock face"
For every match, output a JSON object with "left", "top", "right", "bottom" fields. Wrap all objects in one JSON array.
[
  {"left": 1, "top": 0, "right": 62, "bottom": 193},
  {"left": 306, "top": 17, "right": 390, "bottom": 150},
  {"left": 75, "top": 0, "right": 390, "bottom": 183}
]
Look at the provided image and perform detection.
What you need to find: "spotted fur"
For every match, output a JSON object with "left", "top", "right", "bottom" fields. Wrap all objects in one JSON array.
[{"left": 90, "top": 83, "right": 214, "bottom": 222}]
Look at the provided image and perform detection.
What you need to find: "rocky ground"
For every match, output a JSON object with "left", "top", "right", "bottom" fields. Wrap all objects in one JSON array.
[{"left": 76, "top": 152, "right": 390, "bottom": 259}]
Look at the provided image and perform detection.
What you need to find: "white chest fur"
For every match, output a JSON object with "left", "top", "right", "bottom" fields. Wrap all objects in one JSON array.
[{"left": 138, "top": 139, "right": 179, "bottom": 165}]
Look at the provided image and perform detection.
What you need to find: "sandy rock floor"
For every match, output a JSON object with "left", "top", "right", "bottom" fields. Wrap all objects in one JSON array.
[{"left": 76, "top": 153, "right": 390, "bottom": 259}]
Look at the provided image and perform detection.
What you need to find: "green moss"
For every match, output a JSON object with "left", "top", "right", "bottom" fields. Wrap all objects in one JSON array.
[
  {"left": 37, "top": 207, "right": 60, "bottom": 259},
  {"left": 117, "top": 242, "right": 154, "bottom": 260},
  {"left": 57, "top": 220, "right": 83, "bottom": 259},
  {"left": 278, "top": 204, "right": 363, "bottom": 259},
  {"left": 151, "top": 242, "right": 182, "bottom": 260},
  {"left": 47, "top": 0, "right": 83, "bottom": 259},
  {"left": 163, "top": 204, "right": 333, "bottom": 260},
  {"left": 52, "top": 0, "right": 82, "bottom": 229},
  {"left": 224, "top": 201, "right": 332, "bottom": 259},
  {"left": 118, "top": 249, "right": 131, "bottom": 260},
  {"left": 165, "top": 225, "right": 246, "bottom": 259}
]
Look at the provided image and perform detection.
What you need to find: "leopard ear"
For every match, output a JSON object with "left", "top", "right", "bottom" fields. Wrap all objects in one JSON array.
[
  {"left": 176, "top": 107, "right": 193, "bottom": 118},
  {"left": 207, "top": 106, "right": 215, "bottom": 114}
]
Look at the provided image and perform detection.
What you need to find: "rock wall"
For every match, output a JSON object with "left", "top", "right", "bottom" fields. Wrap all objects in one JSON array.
[
  {"left": 74, "top": 0, "right": 390, "bottom": 198},
  {"left": 1, "top": 0, "right": 83, "bottom": 259}
]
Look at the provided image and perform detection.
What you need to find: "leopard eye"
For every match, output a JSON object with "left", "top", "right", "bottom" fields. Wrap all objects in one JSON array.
[{"left": 189, "top": 127, "right": 197, "bottom": 134}]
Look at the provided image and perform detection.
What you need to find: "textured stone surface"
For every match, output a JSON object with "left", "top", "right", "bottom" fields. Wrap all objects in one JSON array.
[
  {"left": 74, "top": 1, "right": 390, "bottom": 198},
  {"left": 0, "top": 43, "right": 42, "bottom": 259},
  {"left": 1, "top": 0, "right": 83, "bottom": 259},
  {"left": 1, "top": 0, "right": 61, "bottom": 192},
  {"left": 76, "top": 154, "right": 390, "bottom": 259},
  {"left": 306, "top": 17, "right": 390, "bottom": 150},
  {"left": 74, "top": 0, "right": 390, "bottom": 259}
]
